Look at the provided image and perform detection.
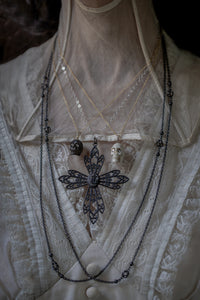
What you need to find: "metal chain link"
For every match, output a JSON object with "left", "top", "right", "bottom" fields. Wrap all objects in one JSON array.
[{"left": 39, "top": 30, "right": 174, "bottom": 283}]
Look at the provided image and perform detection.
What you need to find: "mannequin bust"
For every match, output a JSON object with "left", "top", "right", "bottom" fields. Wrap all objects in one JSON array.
[{"left": 0, "top": 0, "right": 200, "bottom": 299}]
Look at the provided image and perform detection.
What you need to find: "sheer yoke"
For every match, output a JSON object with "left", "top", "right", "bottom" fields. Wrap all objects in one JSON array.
[{"left": 0, "top": 0, "right": 200, "bottom": 299}]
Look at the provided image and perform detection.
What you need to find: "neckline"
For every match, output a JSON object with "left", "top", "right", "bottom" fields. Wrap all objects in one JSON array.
[
  {"left": 21, "top": 0, "right": 180, "bottom": 146},
  {"left": 75, "top": 0, "right": 123, "bottom": 14}
]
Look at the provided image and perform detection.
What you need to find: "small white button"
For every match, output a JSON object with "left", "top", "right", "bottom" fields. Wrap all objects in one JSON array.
[
  {"left": 86, "top": 263, "right": 100, "bottom": 275},
  {"left": 85, "top": 286, "right": 99, "bottom": 298}
]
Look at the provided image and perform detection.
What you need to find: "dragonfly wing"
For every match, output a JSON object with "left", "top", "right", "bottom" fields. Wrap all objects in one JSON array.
[
  {"left": 99, "top": 170, "right": 129, "bottom": 189},
  {"left": 84, "top": 155, "right": 91, "bottom": 173},
  {"left": 96, "top": 154, "right": 104, "bottom": 175},
  {"left": 59, "top": 170, "right": 88, "bottom": 189}
]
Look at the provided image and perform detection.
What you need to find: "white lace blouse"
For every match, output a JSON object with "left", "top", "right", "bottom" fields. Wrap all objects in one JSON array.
[{"left": 0, "top": 0, "right": 200, "bottom": 299}]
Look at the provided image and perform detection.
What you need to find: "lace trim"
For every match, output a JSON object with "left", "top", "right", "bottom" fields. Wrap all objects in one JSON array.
[
  {"left": 1, "top": 98, "right": 200, "bottom": 298},
  {"left": 153, "top": 168, "right": 200, "bottom": 299},
  {"left": 0, "top": 108, "right": 45, "bottom": 298}
]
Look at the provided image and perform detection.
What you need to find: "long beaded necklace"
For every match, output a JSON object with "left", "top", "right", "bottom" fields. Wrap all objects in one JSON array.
[{"left": 40, "top": 30, "right": 174, "bottom": 283}]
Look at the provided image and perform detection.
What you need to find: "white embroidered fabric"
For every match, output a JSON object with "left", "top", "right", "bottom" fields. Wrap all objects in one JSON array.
[{"left": 0, "top": 0, "right": 200, "bottom": 299}]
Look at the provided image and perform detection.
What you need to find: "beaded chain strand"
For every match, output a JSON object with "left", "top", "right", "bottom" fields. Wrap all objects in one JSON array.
[{"left": 40, "top": 30, "right": 174, "bottom": 284}]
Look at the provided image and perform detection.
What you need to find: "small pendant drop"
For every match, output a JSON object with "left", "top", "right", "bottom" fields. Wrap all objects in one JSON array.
[
  {"left": 111, "top": 143, "right": 123, "bottom": 163},
  {"left": 70, "top": 139, "right": 83, "bottom": 156}
]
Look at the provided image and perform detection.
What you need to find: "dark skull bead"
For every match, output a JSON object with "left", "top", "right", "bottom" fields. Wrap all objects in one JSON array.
[{"left": 70, "top": 139, "right": 83, "bottom": 156}]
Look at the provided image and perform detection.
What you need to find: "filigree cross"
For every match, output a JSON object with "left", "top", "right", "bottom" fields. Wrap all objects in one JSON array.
[{"left": 59, "top": 140, "right": 129, "bottom": 224}]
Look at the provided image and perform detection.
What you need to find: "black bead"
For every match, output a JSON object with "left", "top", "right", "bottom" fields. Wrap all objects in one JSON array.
[
  {"left": 168, "top": 100, "right": 173, "bottom": 106},
  {"left": 160, "top": 130, "right": 164, "bottom": 136},
  {"left": 122, "top": 270, "right": 129, "bottom": 278},
  {"left": 93, "top": 137, "right": 97, "bottom": 145},
  {"left": 167, "top": 81, "right": 172, "bottom": 87},
  {"left": 167, "top": 90, "right": 174, "bottom": 98},
  {"left": 89, "top": 276, "right": 94, "bottom": 280},
  {"left": 114, "top": 279, "right": 119, "bottom": 284},
  {"left": 41, "top": 82, "right": 48, "bottom": 90},
  {"left": 129, "top": 262, "right": 134, "bottom": 267},
  {"left": 58, "top": 272, "right": 64, "bottom": 279},
  {"left": 45, "top": 126, "right": 51, "bottom": 134},
  {"left": 156, "top": 139, "right": 164, "bottom": 148},
  {"left": 52, "top": 260, "right": 59, "bottom": 271}
]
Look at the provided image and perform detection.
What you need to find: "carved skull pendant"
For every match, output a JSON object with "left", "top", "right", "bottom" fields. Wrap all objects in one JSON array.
[
  {"left": 111, "top": 143, "right": 123, "bottom": 163},
  {"left": 70, "top": 139, "right": 83, "bottom": 155}
]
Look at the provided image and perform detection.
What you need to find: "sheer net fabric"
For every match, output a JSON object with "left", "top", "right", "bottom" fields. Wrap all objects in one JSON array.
[
  {"left": 19, "top": 0, "right": 195, "bottom": 147},
  {"left": 22, "top": 0, "right": 167, "bottom": 236},
  {"left": 25, "top": 0, "right": 162, "bottom": 142}
]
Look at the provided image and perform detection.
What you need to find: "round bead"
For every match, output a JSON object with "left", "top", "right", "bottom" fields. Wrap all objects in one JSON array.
[
  {"left": 45, "top": 126, "right": 51, "bottom": 134},
  {"left": 87, "top": 174, "right": 100, "bottom": 188},
  {"left": 167, "top": 90, "right": 174, "bottom": 98},
  {"left": 122, "top": 270, "right": 129, "bottom": 278},
  {"left": 52, "top": 262, "right": 59, "bottom": 271},
  {"left": 58, "top": 272, "right": 64, "bottom": 279},
  {"left": 85, "top": 287, "right": 99, "bottom": 298},
  {"left": 156, "top": 139, "right": 164, "bottom": 148},
  {"left": 114, "top": 279, "right": 119, "bottom": 284},
  {"left": 160, "top": 130, "right": 164, "bottom": 136}
]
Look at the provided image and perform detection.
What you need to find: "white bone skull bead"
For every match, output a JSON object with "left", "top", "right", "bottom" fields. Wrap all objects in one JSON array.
[{"left": 111, "top": 143, "right": 123, "bottom": 163}]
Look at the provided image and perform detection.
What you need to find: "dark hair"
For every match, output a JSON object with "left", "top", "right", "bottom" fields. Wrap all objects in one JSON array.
[
  {"left": 0, "top": 0, "right": 61, "bottom": 34},
  {"left": 0, "top": 0, "right": 61, "bottom": 63}
]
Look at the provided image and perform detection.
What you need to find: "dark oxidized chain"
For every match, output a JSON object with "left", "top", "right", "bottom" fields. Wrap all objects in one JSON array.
[{"left": 39, "top": 31, "right": 174, "bottom": 283}]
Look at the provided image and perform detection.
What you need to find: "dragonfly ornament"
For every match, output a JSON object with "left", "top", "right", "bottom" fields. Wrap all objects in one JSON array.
[{"left": 59, "top": 139, "right": 129, "bottom": 224}]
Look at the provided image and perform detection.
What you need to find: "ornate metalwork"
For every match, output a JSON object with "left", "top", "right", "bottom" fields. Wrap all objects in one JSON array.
[{"left": 59, "top": 140, "right": 129, "bottom": 224}]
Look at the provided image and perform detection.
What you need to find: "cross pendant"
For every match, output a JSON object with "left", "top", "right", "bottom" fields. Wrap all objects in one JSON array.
[{"left": 59, "top": 140, "right": 129, "bottom": 224}]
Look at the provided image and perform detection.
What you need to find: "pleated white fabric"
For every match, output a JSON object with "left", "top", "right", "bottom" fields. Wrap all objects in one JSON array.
[{"left": 0, "top": 0, "right": 200, "bottom": 299}]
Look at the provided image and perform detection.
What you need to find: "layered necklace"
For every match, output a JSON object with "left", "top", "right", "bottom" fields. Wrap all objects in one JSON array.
[{"left": 40, "top": 29, "right": 174, "bottom": 283}]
